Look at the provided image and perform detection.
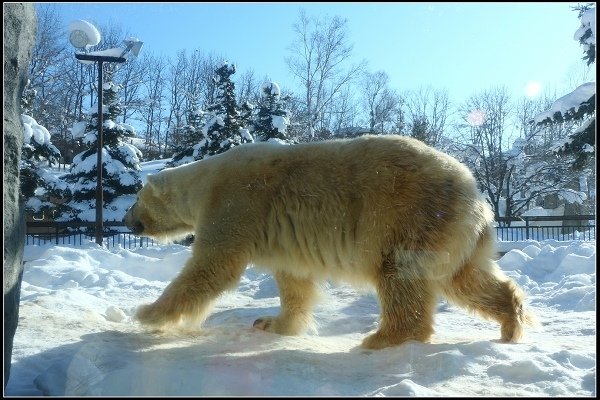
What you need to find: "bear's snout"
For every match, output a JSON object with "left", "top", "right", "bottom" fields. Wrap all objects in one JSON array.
[
  {"left": 130, "top": 221, "right": 145, "bottom": 235},
  {"left": 123, "top": 206, "right": 144, "bottom": 235}
]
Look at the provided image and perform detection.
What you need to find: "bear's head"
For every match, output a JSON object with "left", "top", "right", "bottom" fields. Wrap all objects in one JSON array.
[{"left": 124, "top": 173, "right": 193, "bottom": 241}]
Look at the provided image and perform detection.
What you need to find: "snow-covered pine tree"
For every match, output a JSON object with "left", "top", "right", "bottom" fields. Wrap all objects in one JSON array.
[
  {"left": 58, "top": 73, "right": 143, "bottom": 222},
  {"left": 201, "top": 62, "right": 255, "bottom": 156},
  {"left": 239, "top": 100, "right": 255, "bottom": 137},
  {"left": 168, "top": 101, "right": 208, "bottom": 166},
  {"left": 171, "top": 99, "right": 207, "bottom": 152},
  {"left": 534, "top": 4, "right": 595, "bottom": 170},
  {"left": 182, "top": 104, "right": 206, "bottom": 149},
  {"left": 168, "top": 61, "right": 253, "bottom": 167},
  {"left": 253, "top": 81, "right": 292, "bottom": 142},
  {"left": 20, "top": 112, "right": 64, "bottom": 217}
]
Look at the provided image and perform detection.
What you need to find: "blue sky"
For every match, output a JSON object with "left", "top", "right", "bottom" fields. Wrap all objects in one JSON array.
[{"left": 52, "top": 2, "right": 590, "bottom": 105}]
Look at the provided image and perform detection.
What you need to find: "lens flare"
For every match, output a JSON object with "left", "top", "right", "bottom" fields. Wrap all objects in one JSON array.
[
  {"left": 524, "top": 81, "right": 542, "bottom": 98},
  {"left": 466, "top": 109, "right": 487, "bottom": 127}
]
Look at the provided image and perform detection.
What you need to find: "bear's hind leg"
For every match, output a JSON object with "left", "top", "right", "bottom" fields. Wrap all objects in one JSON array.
[
  {"left": 253, "top": 271, "right": 319, "bottom": 335},
  {"left": 362, "top": 259, "right": 437, "bottom": 350},
  {"left": 136, "top": 253, "right": 246, "bottom": 330},
  {"left": 442, "top": 259, "right": 531, "bottom": 343}
]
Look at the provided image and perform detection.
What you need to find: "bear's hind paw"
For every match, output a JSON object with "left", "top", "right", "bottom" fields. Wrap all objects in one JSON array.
[
  {"left": 253, "top": 316, "right": 274, "bottom": 331},
  {"left": 253, "top": 315, "right": 309, "bottom": 335}
]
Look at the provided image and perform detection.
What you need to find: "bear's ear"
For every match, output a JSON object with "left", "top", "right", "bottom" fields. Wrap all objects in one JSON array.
[{"left": 146, "top": 173, "right": 167, "bottom": 196}]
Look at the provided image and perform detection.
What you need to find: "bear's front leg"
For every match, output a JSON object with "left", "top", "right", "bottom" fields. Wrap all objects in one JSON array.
[
  {"left": 136, "top": 249, "right": 247, "bottom": 330},
  {"left": 361, "top": 261, "right": 437, "bottom": 349},
  {"left": 253, "top": 271, "right": 319, "bottom": 335}
]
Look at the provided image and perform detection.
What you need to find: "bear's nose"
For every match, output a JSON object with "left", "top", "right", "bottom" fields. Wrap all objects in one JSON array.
[
  {"left": 123, "top": 207, "right": 143, "bottom": 234},
  {"left": 123, "top": 214, "right": 144, "bottom": 235},
  {"left": 130, "top": 221, "right": 144, "bottom": 235}
]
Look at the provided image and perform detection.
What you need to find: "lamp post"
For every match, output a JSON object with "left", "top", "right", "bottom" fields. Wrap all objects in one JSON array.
[
  {"left": 69, "top": 20, "right": 143, "bottom": 245},
  {"left": 75, "top": 54, "right": 126, "bottom": 245}
]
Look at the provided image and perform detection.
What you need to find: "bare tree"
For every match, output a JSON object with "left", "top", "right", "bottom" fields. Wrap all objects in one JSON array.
[
  {"left": 162, "top": 50, "right": 226, "bottom": 154},
  {"left": 163, "top": 50, "right": 189, "bottom": 153},
  {"left": 196, "top": 51, "right": 223, "bottom": 108},
  {"left": 328, "top": 85, "right": 359, "bottom": 136},
  {"left": 95, "top": 20, "right": 126, "bottom": 50},
  {"left": 27, "top": 4, "right": 94, "bottom": 164},
  {"left": 28, "top": 4, "right": 70, "bottom": 119},
  {"left": 183, "top": 50, "right": 212, "bottom": 117},
  {"left": 403, "top": 86, "right": 450, "bottom": 147},
  {"left": 505, "top": 97, "right": 581, "bottom": 216},
  {"left": 286, "top": 9, "right": 365, "bottom": 139},
  {"left": 236, "top": 69, "right": 261, "bottom": 106},
  {"left": 181, "top": 51, "right": 203, "bottom": 133},
  {"left": 454, "top": 87, "right": 513, "bottom": 217},
  {"left": 117, "top": 56, "right": 149, "bottom": 125},
  {"left": 454, "top": 87, "right": 582, "bottom": 218},
  {"left": 280, "top": 88, "right": 305, "bottom": 143},
  {"left": 360, "top": 70, "right": 399, "bottom": 134},
  {"left": 50, "top": 57, "right": 94, "bottom": 163},
  {"left": 139, "top": 53, "right": 167, "bottom": 159}
]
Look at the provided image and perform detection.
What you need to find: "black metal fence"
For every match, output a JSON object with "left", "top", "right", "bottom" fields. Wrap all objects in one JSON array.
[
  {"left": 26, "top": 215, "right": 595, "bottom": 249},
  {"left": 25, "top": 220, "right": 158, "bottom": 249},
  {"left": 495, "top": 215, "right": 595, "bottom": 241}
]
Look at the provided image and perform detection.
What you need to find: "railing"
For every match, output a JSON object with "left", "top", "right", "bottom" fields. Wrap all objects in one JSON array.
[
  {"left": 495, "top": 215, "right": 595, "bottom": 242},
  {"left": 26, "top": 215, "right": 596, "bottom": 249},
  {"left": 25, "top": 221, "right": 158, "bottom": 249}
]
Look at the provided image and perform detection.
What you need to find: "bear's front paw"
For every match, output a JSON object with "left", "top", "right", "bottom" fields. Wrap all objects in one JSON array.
[{"left": 135, "top": 303, "right": 179, "bottom": 328}]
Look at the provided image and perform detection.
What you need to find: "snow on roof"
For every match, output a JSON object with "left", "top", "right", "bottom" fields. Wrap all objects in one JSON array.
[{"left": 534, "top": 7, "right": 595, "bottom": 124}]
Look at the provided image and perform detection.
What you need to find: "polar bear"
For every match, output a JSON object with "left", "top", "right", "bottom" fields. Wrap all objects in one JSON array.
[{"left": 124, "top": 135, "right": 534, "bottom": 349}]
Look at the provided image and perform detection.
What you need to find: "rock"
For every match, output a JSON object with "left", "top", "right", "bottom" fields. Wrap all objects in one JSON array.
[{"left": 3, "top": 2, "right": 36, "bottom": 388}]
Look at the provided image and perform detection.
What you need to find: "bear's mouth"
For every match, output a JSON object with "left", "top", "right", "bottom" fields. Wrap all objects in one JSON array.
[
  {"left": 129, "top": 221, "right": 144, "bottom": 235},
  {"left": 124, "top": 215, "right": 144, "bottom": 235}
]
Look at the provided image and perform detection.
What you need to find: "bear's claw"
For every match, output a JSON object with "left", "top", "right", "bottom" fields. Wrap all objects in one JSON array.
[{"left": 253, "top": 317, "right": 272, "bottom": 330}]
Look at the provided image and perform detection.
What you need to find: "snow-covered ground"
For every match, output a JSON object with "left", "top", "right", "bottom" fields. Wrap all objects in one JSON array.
[{"left": 4, "top": 236, "right": 595, "bottom": 396}]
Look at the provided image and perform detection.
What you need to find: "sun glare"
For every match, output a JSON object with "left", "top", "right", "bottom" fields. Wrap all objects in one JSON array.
[
  {"left": 524, "top": 81, "right": 542, "bottom": 98},
  {"left": 466, "top": 109, "right": 487, "bottom": 127}
]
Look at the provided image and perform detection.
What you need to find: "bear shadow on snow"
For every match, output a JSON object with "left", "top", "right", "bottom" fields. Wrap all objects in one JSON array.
[{"left": 10, "top": 328, "right": 505, "bottom": 396}]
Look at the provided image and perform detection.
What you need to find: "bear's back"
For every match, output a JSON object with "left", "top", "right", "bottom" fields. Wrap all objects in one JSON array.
[
  {"left": 198, "top": 135, "right": 491, "bottom": 282},
  {"left": 216, "top": 135, "right": 474, "bottom": 188}
]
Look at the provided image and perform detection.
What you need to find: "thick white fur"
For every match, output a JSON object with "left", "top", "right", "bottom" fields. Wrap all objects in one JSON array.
[{"left": 124, "top": 135, "right": 534, "bottom": 349}]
